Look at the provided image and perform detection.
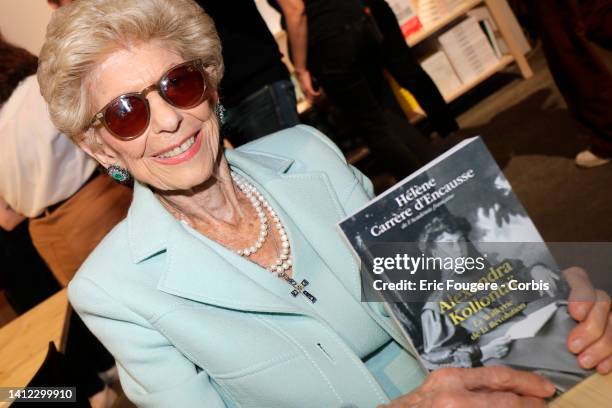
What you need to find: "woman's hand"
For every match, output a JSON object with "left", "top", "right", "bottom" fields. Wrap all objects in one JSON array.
[
  {"left": 564, "top": 267, "right": 612, "bottom": 374},
  {"left": 378, "top": 366, "right": 555, "bottom": 408},
  {"left": 481, "top": 335, "right": 512, "bottom": 361}
]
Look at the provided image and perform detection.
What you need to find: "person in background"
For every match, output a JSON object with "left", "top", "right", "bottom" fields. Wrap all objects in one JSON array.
[
  {"left": 0, "top": 1, "right": 132, "bottom": 404},
  {"left": 0, "top": 199, "right": 60, "bottom": 315},
  {"left": 0, "top": 36, "right": 60, "bottom": 314},
  {"left": 0, "top": 0, "right": 134, "bottom": 288},
  {"left": 0, "top": 58, "right": 128, "bottom": 287},
  {"left": 364, "top": 0, "right": 459, "bottom": 139},
  {"left": 2, "top": 0, "right": 134, "bottom": 287},
  {"left": 0, "top": 34, "right": 119, "bottom": 408},
  {"left": 38, "top": 0, "right": 611, "bottom": 406},
  {"left": 193, "top": 0, "right": 300, "bottom": 147},
  {"left": 271, "top": 0, "right": 429, "bottom": 179},
  {"left": 527, "top": 0, "right": 612, "bottom": 168}
]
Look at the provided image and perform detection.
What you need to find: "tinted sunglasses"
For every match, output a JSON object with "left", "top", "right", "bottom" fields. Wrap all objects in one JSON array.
[{"left": 88, "top": 59, "right": 211, "bottom": 140}]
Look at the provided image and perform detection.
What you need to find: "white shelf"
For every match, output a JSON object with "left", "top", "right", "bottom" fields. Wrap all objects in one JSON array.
[
  {"left": 407, "top": 0, "right": 484, "bottom": 46},
  {"left": 408, "top": 54, "right": 514, "bottom": 123},
  {"left": 444, "top": 54, "right": 513, "bottom": 102}
]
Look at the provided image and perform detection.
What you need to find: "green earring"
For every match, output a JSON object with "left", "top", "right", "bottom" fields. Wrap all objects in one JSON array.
[
  {"left": 107, "top": 164, "right": 131, "bottom": 184},
  {"left": 214, "top": 103, "right": 226, "bottom": 125}
]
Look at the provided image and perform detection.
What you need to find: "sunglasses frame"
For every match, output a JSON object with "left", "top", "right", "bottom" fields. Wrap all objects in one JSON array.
[{"left": 87, "top": 59, "right": 211, "bottom": 140}]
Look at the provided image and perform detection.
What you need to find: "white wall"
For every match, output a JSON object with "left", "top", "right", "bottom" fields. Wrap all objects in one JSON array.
[{"left": 0, "top": 0, "right": 53, "bottom": 56}]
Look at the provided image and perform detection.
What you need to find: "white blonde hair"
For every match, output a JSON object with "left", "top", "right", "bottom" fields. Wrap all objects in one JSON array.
[{"left": 37, "top": 0, "right": 224, "bottom": 142}]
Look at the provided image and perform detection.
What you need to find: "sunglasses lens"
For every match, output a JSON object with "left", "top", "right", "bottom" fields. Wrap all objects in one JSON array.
[
  {"left": 162, "top": 64, "right": 206, "bottom": 108},
  {"left": 104, "top": 95, "right": 149, "bottom": 139}
]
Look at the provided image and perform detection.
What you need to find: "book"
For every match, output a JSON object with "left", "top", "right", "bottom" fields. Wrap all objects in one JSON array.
[
  {"left": 415, "top": 0, "right": 448, "bottom": 28},
  {"left": 468, "top": 6, "right": 508, "bottom": 56},
  {"left": 415, "top": 0, "right": 463, "bottom": 28},
  {"left": 387, "top": 0, "right": 422, "bottom": 37},
  {"left": 467, "top": 3, "right": 531, "bottom": 55},
  {"left": 438, "top": 17, "right": 500, "bottom": 84},
  {"left": 419, "top": 50, "right": 463, "bottom": 100},
  {"left": 338, "top": 137, "right": 591, "bottom": 393},
  {"left": 479, "top": 19, "right": 502, "bottom": 58}
]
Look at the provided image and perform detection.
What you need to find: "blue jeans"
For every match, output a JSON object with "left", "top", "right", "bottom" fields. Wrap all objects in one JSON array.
[{"left": 222, "top": 79, "right": 300, "bottom": 146}]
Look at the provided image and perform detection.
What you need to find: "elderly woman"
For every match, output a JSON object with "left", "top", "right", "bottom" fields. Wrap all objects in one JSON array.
[{"left": 38, "top": 1, "right": 612, "bottom": 407}]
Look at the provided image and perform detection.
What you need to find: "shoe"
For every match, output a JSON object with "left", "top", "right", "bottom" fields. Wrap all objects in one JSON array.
[{"left": 575, "top": 150, "right": 611, "bottom": 168}]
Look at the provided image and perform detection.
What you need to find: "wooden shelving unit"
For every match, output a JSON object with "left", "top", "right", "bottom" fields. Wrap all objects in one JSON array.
[
  {"left": 398, "top": 0, "right": 532, "bottom": 124},
  {"left": 286, "top": 0, "right": 533, "bottom": 162},
  {"left": 405, "top": 54, "right": 515, "bottom": 123},
  {"left": 406, "top": 0, "right": 484, "bottom": 47},
  {"left": 443, "top": 54, "right": 514, "bottom": 102},
  {"left": 293, "top": 0, "right": 531, "bottom": 115}
]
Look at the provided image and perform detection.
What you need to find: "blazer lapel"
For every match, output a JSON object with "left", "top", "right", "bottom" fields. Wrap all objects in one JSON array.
[{"left": 158, "top": 228, "right": 313, "bottom": 316}]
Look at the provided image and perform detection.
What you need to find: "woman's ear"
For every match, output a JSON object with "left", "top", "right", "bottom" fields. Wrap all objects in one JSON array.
[{"left": 77, "top": 130, "right": 122, "bottom": 169}]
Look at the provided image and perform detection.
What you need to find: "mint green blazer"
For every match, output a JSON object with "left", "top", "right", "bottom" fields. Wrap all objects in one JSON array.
[{"left": 68, "top": 125, "right": 424, "bottom": 408}]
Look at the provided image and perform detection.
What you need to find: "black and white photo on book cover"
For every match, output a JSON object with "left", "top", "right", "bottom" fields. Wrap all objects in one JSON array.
[{"left": 338, "top": 137, "right": 592, "bottom": 392}]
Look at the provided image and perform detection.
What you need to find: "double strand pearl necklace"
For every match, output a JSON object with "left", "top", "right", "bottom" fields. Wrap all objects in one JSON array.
[
  {"left": 231, "top": 172, "right": 317, "bottom": 303},
  {"left": 170, "top": 171, "right": 316, "bottom": 303},
  {"left": 230, "top": 171, "right": 292, "bottom": 274}
]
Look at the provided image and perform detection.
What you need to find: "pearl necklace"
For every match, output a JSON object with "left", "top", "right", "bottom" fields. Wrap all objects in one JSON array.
[
  {"left": 171, "top": 171, "right": 316, "bottom": 303},
  {"left": 232, "top": 172, "right": 316, "bottom": 302},
  {"left": 230, "top": 172, "right": 292, "bottom": 275}
]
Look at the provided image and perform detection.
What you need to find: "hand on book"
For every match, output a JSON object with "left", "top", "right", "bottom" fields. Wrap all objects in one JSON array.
[
  {"left": 564, "top": 267, "right": 612, "bottom": 374},
  {"left": 378, "top": 366, "right": 554, "bottom": 408}
]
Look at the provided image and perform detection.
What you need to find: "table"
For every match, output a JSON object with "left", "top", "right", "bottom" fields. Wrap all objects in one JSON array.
[
  {"left": 551, "top": 372, "right": 612, "bottom": 407},
  {"left": 0, "top": 289, "right": 70, "bottom": 407}
]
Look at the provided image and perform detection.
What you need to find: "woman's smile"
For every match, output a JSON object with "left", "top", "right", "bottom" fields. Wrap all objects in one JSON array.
[{"left": 152, "top": 127, "right": 203, "bottom": 165}]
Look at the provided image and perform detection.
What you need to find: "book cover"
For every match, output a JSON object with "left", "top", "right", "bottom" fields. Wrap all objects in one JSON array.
[
  {"left": 387, "top": 0, "right": 422, "bottom": 37},
  {"left": 479, "top": 20, "right": 502, "bottom": 59},
  {"left": 338, "top": 137, "right": 591, "bottom": 393},
  {"left": 419, "top": 50, "right": 463, "bottom": 99},
  {"left": 438, "top": 17, "right": 500, "bottom": 83},
  {"left": 415, "top": 0, "right": 452, "bottom": 28}
]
